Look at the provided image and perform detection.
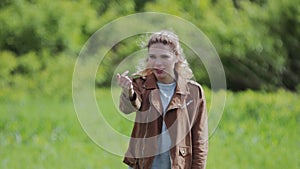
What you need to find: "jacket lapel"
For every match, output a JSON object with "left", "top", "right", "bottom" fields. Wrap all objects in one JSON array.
[
  {"left": 166, "top": 94, "right": 185, "bottom": 112},
  {"left": 143, "top": 74, "right": 163, "bottom": 115},
  {"left": 166, "top": 75, "right": 189, "bottom": 112},
  {"left": 149, "top": 89, "right": 163, "bottom": 116},
  {"left": 142, "top": 73, "right": 189, "bottom": 114}
]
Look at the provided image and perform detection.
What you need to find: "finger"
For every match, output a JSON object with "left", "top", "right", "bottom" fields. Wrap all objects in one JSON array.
[
  {"left": 126, "top": 81, "right": 131, "bottom": 88},
  {"left": 124, "top": 75, "right": 132, "bottom": 82},
  {"left": 120, "top": 79, "right": 130, "bottom": 89},
  {"left": 121, "top": 81, "right": 130, "bottom": 89},
  {"left": 116, "top": 73, "right": 120, "bottom": 80},
  {"left": 121, "top": 70, "right": 129, "bottom": 76}
]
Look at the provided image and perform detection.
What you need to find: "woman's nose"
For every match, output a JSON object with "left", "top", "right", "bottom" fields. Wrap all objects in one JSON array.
[{"left": 154, "top": 59, "right": 162, "bottom": 66}]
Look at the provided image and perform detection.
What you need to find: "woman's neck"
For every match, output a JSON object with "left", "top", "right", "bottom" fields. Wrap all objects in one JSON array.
[{"left": 157, "top": 76, "right": 176, "bottom": 84}]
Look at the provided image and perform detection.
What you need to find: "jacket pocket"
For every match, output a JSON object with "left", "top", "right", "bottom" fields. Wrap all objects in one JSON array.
[{"left": 178, "top": 146, "right": 192, "bottom": 168}]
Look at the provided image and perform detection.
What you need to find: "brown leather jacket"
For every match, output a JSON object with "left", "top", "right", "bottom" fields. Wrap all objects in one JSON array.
[{"left": 119, "top": 73, "right": 208, "bottom": 169}]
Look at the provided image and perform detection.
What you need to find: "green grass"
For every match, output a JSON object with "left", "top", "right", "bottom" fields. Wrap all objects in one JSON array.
[
  {"left": 207, "top": 90, "right": 299, "bottom": 169},
  {"left": 0, "top": 96, "right": 125, "bottom": 169},
  {"left": 1, "top": 89, "right": 299, "bottom": 169}
]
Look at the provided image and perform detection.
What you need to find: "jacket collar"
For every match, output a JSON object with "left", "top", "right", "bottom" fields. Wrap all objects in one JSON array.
[
  {"left": 143, "top": 73, "right": 189, "bottom": 95},
  {"left": 144, "top": 73, "right": 189, "bottom": 115}
]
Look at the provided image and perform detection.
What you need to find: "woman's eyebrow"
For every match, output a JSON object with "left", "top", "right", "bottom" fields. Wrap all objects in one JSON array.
[{"left": 160, "top": 54, "right": 171, "bottom": 58}]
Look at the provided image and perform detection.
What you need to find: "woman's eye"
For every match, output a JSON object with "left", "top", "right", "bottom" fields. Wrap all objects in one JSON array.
[
  {"left": 149, "top": 55, "right": 156, "bottom": 59},
  {"left": 161, "top": 55, "right": 170, "bottom": 59}
]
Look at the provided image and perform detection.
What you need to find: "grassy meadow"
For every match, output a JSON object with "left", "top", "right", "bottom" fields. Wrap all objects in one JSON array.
[
  {"left": 1, "top": 1, "right": 299, "bottom": 168},
  {"left": 0, "top": 88, "right": 299, "bottom": 169}
]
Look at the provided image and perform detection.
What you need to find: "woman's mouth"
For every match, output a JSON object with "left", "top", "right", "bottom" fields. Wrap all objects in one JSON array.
[{"left": 155, "top": 69, "right": 164, "bottom": 75}]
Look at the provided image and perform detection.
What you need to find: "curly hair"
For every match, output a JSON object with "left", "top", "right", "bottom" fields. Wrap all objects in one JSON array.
[{"left": 135, "top": 30, "right": 193, "bottom": 79}]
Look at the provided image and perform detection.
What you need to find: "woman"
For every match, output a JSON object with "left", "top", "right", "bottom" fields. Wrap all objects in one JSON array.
[{"left": 116, "top": 30, "right": 208, "bottom": 169}]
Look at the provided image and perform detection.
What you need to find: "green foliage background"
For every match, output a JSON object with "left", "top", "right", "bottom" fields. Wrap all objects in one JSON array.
[
  {"left": 0, "top": 0, "right": 299, "bottom": 96},
  {"left": 0, "top": 0, "right": 299, "bottom": 168}
]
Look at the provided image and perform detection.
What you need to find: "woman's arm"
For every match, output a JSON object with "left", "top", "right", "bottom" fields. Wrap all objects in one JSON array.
[
  {"left": 117, "top": 71, "right": 142, "bottom": 114},
  {"left": 119, "top": 81, "right": 141, "bottom": 114},
  {"left": 191, "top": 87, "right": 208, "bottom": 169}
]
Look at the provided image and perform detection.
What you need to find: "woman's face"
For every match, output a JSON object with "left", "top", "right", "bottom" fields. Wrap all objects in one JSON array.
[{"left": 147, "top": 43, "right": 178, "bottom": 84}]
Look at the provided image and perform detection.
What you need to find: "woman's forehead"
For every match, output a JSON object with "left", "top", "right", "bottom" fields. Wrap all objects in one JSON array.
[{"left": 148, "top": 43, "right": 174, "bottom": 55}]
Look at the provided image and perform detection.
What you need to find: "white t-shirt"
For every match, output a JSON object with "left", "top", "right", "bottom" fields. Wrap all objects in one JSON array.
[
  {"left": 128, "top": 82, "right": 176, "bottom": 169},
  {"left": 151, "top": 82, "right": 176, "bottom": 169}
]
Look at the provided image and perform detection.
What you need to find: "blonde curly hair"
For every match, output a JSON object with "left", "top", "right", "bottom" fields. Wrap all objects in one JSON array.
[{"left": 135, "top": 30, "right": 193, "bottom": 79}]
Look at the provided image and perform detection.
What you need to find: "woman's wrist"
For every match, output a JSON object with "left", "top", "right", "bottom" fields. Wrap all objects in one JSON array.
[
  {"left": 123, "top": 86, "right": 134, "bottom": 100},
  {"left": 128, "top": 87, "right": 134, "bottom": 98},
  {"left": 128, "top": 88, "right": 136, "bottom": 101}
]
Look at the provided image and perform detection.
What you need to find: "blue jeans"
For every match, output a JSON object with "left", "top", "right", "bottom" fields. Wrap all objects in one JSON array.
[{"left": 127, "top": 151, "right": 171, "bottom": 169}]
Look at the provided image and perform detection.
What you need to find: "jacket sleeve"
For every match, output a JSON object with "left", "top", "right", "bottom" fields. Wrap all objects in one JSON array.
[
  {"left": 119, "top": 78, "right": 142, "bottom": 114},
  {"left": 191, "top": 86, "right": 208, "bottom": 169}
]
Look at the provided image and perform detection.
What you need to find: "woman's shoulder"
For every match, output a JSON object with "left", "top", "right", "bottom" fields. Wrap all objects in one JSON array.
[
  {"left": 187, "top": 80, "right": 202, "bottom": 89},
  {"left": 187, "top": 80, "right": 205, "bottom": 97}
]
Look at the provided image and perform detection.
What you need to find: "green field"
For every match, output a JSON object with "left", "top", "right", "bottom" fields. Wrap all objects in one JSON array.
[{"left": 1, "top": 89, "right": 299, "bottom": 169}]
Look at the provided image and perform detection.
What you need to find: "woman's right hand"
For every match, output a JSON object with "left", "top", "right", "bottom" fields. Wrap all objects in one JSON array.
[
  {"left": 116, "top": 70, "right": 134, "bottom": 98},
  {"left": 116, "top": 70, "right": 133, "bottom": 90}
]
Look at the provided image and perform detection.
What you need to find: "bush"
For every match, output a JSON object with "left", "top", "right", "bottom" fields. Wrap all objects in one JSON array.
[{"left": 0, "top": 0, "right": 299, "bottom": 98}]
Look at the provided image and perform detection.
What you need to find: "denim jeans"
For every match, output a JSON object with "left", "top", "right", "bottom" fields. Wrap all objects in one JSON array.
[{"left": 127, "top": 151, "right": 171, "bottom": 169}]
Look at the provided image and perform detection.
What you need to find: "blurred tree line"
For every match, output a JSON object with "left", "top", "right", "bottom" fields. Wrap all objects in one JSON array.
[{"left": 0, "top": 0, "right": 299, "bottom": 99}]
